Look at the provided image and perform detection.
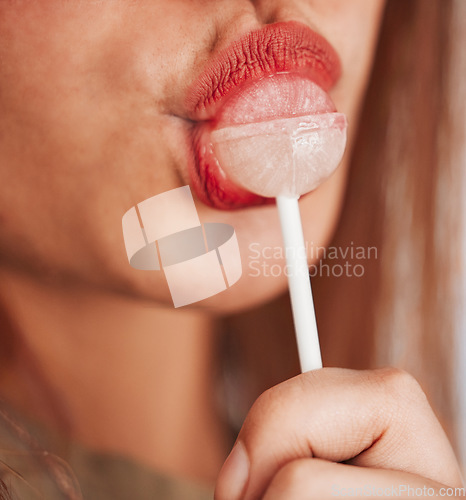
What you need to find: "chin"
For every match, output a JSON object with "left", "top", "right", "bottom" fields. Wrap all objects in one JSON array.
[{"left": 117, "top": 266, "right": 289, "bottom": 315}]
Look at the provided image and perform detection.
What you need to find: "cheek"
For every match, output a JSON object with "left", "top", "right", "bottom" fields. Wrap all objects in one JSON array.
[
  {"left": 0, "top": 2, "right": 205, "bottom": 307},
  {"left": 323, "top": 0, "right": 386, "bottom": 119},
  {"left": 0, "top": 13, "right": 182, "bottom": 294}
]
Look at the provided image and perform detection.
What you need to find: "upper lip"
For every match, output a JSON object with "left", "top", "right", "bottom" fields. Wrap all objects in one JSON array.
[{"left": 185, "top": 20, "right": 342, "bottom": 121}]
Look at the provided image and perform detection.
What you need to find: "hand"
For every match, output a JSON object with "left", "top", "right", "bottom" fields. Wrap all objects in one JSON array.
[{"left": 214, "top": 367, "right": 464, "bottom": 499}]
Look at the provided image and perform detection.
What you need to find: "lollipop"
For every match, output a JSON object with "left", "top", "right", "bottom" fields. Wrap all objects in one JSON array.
[
  {"left": 211, "top": 112, "right": 347, "bottom": 198},
  {"left": 209, "top": 74, "right": 348, "bottom": 371}
]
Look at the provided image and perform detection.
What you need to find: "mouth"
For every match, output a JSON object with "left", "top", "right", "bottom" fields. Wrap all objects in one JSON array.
[{"left": 185, "top": 21, "right": 342, "bottom": 210}]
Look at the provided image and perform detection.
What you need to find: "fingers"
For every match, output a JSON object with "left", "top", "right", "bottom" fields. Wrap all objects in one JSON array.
[
  {"left": 215, "top": 367, "right": 463, "bottom": 500},
  {"left": 262, "top": 458, "right": 458, "bottom": 500}
]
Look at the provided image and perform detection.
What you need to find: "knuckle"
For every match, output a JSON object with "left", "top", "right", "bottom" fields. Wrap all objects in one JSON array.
[
  {"left": 246, "top": 378, "right": 297, "bottom": 423},
  {"left": 247, "top": 386, "right": 276, "bottom": 418},
  {"left": 375, "top": 367, "right": 427, "bottom": 406},
  {"left": 240, "top": 378, "right": 304, "bottom": 447},
  {"left": 241, "top": 385, "right": 282, "bottom": 434}
]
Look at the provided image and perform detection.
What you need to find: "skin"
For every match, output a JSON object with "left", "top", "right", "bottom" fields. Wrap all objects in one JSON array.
[
  {"left": 0, "top": 0, "right": 462, "bottom": 495},
  {"left": 215, "top": 368, "right": 464, "bottom": 499},
  {"left": 0, "top": 0, "right": 382, "bottom": 310}
]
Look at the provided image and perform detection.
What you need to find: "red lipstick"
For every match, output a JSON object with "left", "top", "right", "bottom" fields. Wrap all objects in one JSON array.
[{"left": 186, "top": 21, "right": 342, "bottom": 210}]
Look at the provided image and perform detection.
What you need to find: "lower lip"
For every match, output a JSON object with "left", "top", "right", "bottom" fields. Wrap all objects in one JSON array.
[{"left": 190, "top": 73, "right": 337, "bottom": 210}]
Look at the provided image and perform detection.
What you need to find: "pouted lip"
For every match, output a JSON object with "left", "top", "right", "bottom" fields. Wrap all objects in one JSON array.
[
  {"left": 185, "top": 20, "right": 342, "bottom": 121},
  {"left": 184, "top": 21, "right": 343, "bottom": 210}
]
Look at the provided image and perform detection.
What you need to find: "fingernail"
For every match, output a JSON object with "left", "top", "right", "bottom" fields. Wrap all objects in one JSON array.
[{"left": 215, "top": 441, "right": 249, "bottom": 500}]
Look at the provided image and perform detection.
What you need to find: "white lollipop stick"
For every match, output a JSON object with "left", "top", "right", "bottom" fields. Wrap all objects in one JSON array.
[{"left": 276, "top": 196, "right": 322, "bottom": 372}]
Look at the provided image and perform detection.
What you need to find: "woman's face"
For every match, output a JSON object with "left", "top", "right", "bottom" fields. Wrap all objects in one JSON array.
[{"left": 0, "top": 1, "right": 385, "bottom": 312}]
